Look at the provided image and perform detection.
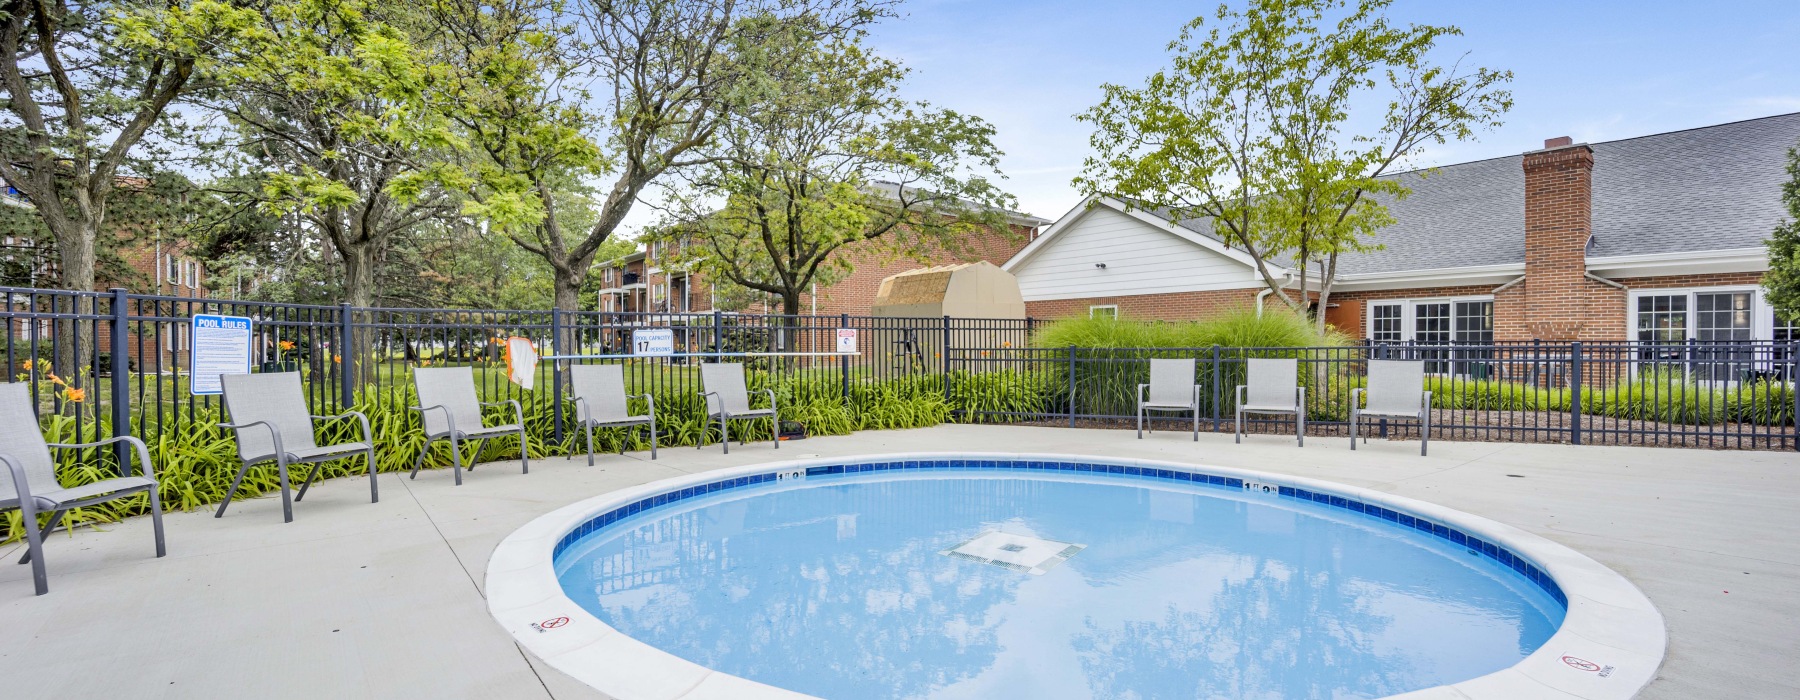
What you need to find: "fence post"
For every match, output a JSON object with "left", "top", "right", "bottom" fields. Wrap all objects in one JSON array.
[
  {"left": 839, "top": 312, "right": 850, "bottom": 403},
  {"left": 1791, "top": 342, "right": 1799, "bottom": 452},
  {"left": 712, "top": 310, "right": 723, "bottom": 354},
  {"left": 942, "top": 315, "right": 952, "bottom": 404},
  {"left": 108, "top": 288, "right": 131, "bottom": 476},
  {"left": 1066, "top": 345, "right": 1078, "bottom": 428},
  {"left": 551, "top": 307, "right": 564, "bottom": 442},
  {"left": 1569, "top": 341, "right": 1583, "bottom": 445},
  {"left": 337, "top": 303, "right": 355, "bottom": 410},
  {"left": 1210, "top": 345, "right": 1221, "bottom": 433}
]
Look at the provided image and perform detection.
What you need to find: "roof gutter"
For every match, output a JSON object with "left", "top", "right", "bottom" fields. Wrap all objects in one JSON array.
[{"left": 1256, "top": 271, "right": 1299, "bottom": 317}]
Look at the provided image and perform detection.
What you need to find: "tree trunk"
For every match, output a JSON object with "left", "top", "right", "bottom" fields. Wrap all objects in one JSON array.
[{"left": 53, "top": 222, "right": 98, "bottom": 387}]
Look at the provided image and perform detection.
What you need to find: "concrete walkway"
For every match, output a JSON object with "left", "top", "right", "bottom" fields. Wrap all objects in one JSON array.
[{"left": 1, "top": 425, "right": 1795, "bottom": 699}]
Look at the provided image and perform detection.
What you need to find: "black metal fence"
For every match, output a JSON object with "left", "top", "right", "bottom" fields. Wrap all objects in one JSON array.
[{"left": 4, "top": 285, "right": 1796, "bottom": 476}]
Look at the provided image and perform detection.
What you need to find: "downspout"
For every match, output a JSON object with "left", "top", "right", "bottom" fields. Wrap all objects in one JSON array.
[{"left": 1256, "top": 271, "right": 1298, "bottom": 317}]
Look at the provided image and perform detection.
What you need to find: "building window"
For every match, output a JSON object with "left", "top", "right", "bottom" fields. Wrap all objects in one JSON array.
[
  {"left": 1635, "top": 294, "right": 1689, "bottom": 345},
  {"left": 1370, "top": 303, "right": 1403, "bottom": 343},
  {"left": 1089, "top": 305, "right": 1118, "bottom": 320}
]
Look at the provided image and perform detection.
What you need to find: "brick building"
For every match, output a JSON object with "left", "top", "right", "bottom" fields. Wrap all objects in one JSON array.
[
  {"left": 593, "top": 211, "right": 1049, "bottom": 318},
  {"left": 1, "top": 177, "right": 207, "bottom": 372},
  {"left": 1003, "top": 113, "right": 1800, "bottom": 347}
]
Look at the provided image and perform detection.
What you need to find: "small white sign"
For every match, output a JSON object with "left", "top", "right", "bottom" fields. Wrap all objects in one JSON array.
[
  {"left": 190, "top": 314, "right": 253, "bottom": 395},
  {"left": 835, "top": 328, "right": 857, "bottom": 354},
  {"left": 632, "top": 328, "right": 675, "bottom": 356}
]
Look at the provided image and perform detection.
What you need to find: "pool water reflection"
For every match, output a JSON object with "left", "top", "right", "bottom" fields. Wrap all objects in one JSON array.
[{"left": 554, "top": 471, "right": 1563, "bottom": 699}]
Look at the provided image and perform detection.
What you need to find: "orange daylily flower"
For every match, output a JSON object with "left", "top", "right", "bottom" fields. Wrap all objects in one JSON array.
[
  {"left": 62, "top": 387, "right": 86, "bottom": 403},
  {"left": 333, "top": 355, "right": 342, "bottom": 364},
  {"left": 47, "top": 373, "right": 66, "bottom": 386},
  {"left": 278, "top": 340, "right": 296, "bottom": 351},
  {"left": 20, "top": 359, "right": 32, "bottom": 370}
]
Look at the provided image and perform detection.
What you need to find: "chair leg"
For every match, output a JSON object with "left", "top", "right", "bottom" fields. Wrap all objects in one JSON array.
[
  {"left": 367, "top": 447, "right": 379, "bottom": 504},
  {"left": 20, "top": 504, "right": 46, "bottom": 595},
  {"left": 17, "top": 510, "right": 64, "bottom": 564},
  {"left": 216, "top": 461, "right": 255, "bottom": 517},
  {"left": 649, "top": 419, "right": 658, "bottom": 460},
  {"left": 720, "top": 414, "right": 730, "bottom": 455},
  {"left": 585, "top": 422, "right": 595, "bottom": 467},
  {"left": 449, "top": 437, "right": 464, "bottom": 486},
  {"left": 148, "top": 486, "right": 166, "bottom": 558},
  {"left": 519, "top": 427, "right": 530, "bottom": 474},
  {"left": 276, "top": 456, "right": 294, "bottom": 524},
  {"left": 410, "top": 439, "right": 432, "bottom": 479},
  {"left": 467, "top": 439, "right": 486, "bottom": 470},
  {"left": 1297, "top": 407, "right": 1305, "bottom": 447},
  {"left": 295, "top": 461, "right": 328, "bottom": 501},
  {"left": 1421, "top": 412, "right": 1429, "bottom": 456},
  {"left": 772, "top": 413, "right": 779, "bottom": 449},
  {"left": 1136, "top": 405, "right": 1143, "bottom": 439},
  {"left": 1192, "top": 408, "right": 1198, "bottom": 442},
  {"left": 1234, "top": 408, "right": 1242, "bottom": 444},
  {"left": 1349, "top": 411, "right": 1357, "bottom": 451}
]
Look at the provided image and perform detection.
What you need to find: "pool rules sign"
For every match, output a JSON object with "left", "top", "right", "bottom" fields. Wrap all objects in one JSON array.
[
  {"left": 836, "top": 328, "right": 857, "bottom": 354},
  {"left": 190, "top": 314, "right": 253, "bottom": 395}
]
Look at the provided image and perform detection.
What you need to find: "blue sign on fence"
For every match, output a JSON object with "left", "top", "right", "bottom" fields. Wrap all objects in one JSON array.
[{"left": 190, "top": 314, "right": 253, "bottom": 396}]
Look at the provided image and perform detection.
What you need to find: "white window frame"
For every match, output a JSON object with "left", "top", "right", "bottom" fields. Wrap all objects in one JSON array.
[
  {"left": 1627, "top": 285, "right": 1773, "bottom": 343},
  {"left": 1364, "top": 295, "right": 1495, "bottom": 342},
  {"left": 1089, "top": 304, "right": 1118, "bottom": 320}
]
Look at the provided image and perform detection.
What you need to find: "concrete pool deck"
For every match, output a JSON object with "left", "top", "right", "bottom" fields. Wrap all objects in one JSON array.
[{"left": 1, "top": 425, "right": 1795, "bottom": 699}]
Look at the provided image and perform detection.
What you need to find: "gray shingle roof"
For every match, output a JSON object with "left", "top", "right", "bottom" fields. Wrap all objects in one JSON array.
[{"left": 1160, "top": 112, "right": 1800, "bottom": 275}]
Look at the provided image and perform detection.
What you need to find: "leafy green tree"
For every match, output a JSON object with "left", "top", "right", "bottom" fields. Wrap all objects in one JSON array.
[
  {"left": 649, "top": 25, "right": 1016, "bottom": 317},
  {"left": 429, "top": 0, "right": 895, "bottom": 315},
  {"left": 1763, "top": 145, "right": 1800, "bottom": 322},
  {"left": 208, "top": 0, "right": 460, "bottom": 309},
  {"left": 1076, "top": 0, "right": 1511, "bottom": 328},
  {"left": 0, "top": 0, "right": 261, "bottom": 294}
]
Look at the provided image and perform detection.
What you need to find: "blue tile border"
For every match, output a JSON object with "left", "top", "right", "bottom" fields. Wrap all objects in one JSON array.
[{"left": 549, "top": 458, "right": 1565, "bottom": 610}]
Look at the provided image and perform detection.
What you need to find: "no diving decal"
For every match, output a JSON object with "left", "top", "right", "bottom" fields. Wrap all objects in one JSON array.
[
  {"left": 530, "top": 616, "right": 569, "bottom": 633},
  {"left": 1561, "top": 654, "right": 1615, "bottom": 678}
]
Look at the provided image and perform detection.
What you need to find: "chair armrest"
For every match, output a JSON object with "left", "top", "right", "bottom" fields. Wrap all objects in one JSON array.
[
  {"left": 698, "top": 391, "right": 721, "bottom": 413},
  {"left": 1136, "top": 383, "right": 1148, "bottom": 403},
  {"left": 410, "top": 404, "right": 458, "bottom": 436},
  {"left": 1421, "top": 390, "right": 1433, "bottom": 413},
  {"left": 628, "top": 393, "right": 655, "bottom": 419},
  {"left": 1296, "top": 386, "right": 1306, "bottom": 410},
  {"left": 569, "top": 396, "right": 591, "bottom": 424},
  {"left": 1235, "top": 385, "right": 1246, "bottom": 406},
  {"left": 313, "top": 411, "right": 374, "bottom": 445},
  {"left": 0, "top": 453, "right": 37, "bottom": 509},
  {"left": 46, "top": 435, "right": 157, "bottom": 481},
  {"left": 218, "top": 420, "right": 285, "bottom": 464},
  {"left": 481, "top": 399, "right": 525, "bottom": 425},
  {"left": 1350, "top": 387, "right": 1364, "bottom": 410},
  {"left": 764, "top": 388, "right": 777, "bottom": 411}
]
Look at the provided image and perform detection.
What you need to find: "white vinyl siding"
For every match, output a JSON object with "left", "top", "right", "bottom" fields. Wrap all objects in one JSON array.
[{"left": 1012, "top": 207, "right": 1260, "bottom": 301}]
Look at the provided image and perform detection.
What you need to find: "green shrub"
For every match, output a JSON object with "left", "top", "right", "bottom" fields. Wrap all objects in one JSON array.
[
  {"left": 2, "top": 371, "right": 957, "bottom": 544},
  {"left": 1032, "top": 306, "right": 1348, "bottom": 350}
]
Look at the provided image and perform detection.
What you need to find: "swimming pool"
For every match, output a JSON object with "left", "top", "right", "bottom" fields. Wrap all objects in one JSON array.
[{"left": 487, "top": 454, "right": 1664, "bottom": 700}]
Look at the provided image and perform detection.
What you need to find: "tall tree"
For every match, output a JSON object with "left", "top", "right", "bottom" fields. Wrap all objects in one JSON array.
[
  {"left": 649, "top": 26, "right": 1016, "bottom": 317},
  {"left": 1075, "top": 0, "right": 1511, "bottom": 330},
  {"left": 433, "top": 0, "right": 895, "bottom": 314},
  {"left": 0, "top": 0, "right": 259, "bottom": 294},
  {"left": 209, "top": 0, "right": 459, "bottom": 309},
  {"left": 1762, "top": 144, "right": 1800, "bottom": 322}
]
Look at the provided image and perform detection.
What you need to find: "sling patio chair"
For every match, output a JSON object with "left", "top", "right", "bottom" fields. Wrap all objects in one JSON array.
[
  {"left": 1137, "top": 358, "right": 1200, "bottom": 440},
  {"left": 410, "top": 366, "right": 529, "bottom": 485},
  {"left": 569, "top": 364, "right": 657, "bottom": 465},
  {"left": 1236, "top": 357, "right": 1305, "bottom": 446},
  {"left": 1, "top": 382, "right": 164, "bottom": 595},
  {"left": 218, "top": 372, "right": 377, "bottom": 523},
  {"left": 1351, "top": 359, "right": 1433, "bottom": 456},
  {"left": 697, "top": 362, "right": 777, "bottom": 455}
]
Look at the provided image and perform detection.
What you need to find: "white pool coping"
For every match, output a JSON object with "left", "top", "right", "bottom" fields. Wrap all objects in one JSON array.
[{"left": 485, "top": 453, "right": 1667, "bottom": 700}]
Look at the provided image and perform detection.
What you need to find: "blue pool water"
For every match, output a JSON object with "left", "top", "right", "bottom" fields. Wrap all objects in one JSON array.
[{"left": 555, "top": 469, "right": 1564, "bottom": 699}]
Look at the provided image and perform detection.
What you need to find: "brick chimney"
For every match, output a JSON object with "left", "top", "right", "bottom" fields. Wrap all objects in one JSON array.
[{"left": 1520, "top": 136, "right": 1605, "bottom": 341}]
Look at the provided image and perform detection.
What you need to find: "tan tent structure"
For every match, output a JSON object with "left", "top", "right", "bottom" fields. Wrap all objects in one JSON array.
[
  {"left": 871, "top": 261, "right": 1026, "bottom": 320},
  {"left": 871, "top": 262, "right": 1025, "bottom": 366}
]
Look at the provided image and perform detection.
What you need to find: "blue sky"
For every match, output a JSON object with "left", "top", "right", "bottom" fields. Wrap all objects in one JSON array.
[{"left": 859, "top": 0, "right": 1800, "bottom": 222}]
